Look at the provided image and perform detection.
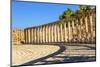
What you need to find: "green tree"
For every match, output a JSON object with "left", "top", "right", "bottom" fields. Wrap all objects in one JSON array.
[
  {"left": 59, "top": 8, "right": 75, "bottom": 19},
  {"left": 76, "top": 5, "right": 91, "bottom": 14}
]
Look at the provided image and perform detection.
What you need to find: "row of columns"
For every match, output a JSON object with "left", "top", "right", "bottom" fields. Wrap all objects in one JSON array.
[{"left": 24, "top": 13, "right": 96, "bottom": 44}]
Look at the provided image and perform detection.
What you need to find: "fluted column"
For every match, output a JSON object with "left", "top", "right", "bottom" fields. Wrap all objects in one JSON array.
[
  {"left": 80, "top": 18, "right": 83, "bottom": 42},
  {"left": 36, "top": 28, "right": 38, "bottom": 43},
  {"left": 24, "top": 29, "right": 26, "bottom": 43},
  {"left": 31, "top": 29, "right": 33, "bottom": 43},
  {"left": 38, "top": 27, "right": 40, "bottom": 43},
  {"left": 54, "top": 24, "right": 57, "bottom": 42},
  {"left": 47, "top": 26, "right": 49, "bottom": 43},
  {"left": 85, "top": 17, "right": 88, "bottom": 33},
  {"left": 68, "top": 21, "right": 71, "bottom": 42},
  {"left": 51, "top": 24, "right": 54, "bottom": 42},
  {"left": 51, "top": 25, "right": 52, "bottom": 42},
  {"left": 26, "top": 29, "right": 28, "bottom": 43},
  {"left": 72, "top": 20, "right": 75, "bottom": 42},
  {"left": 89, "top": 15, "right": 94, "bottom": 42},
  {"left": 34, "top": 28, "right": 36, "bottom": 43},
  {"left": 49, "top": 25, "right": 52, "bottom": 42},
  {"left": 32, "top": 28, "right": 35, "bottom": 43},
  {"left": 64, "top": 22, "right": 68, "bottom": 42},
  {"left": 43, "top": 26, "right": 45, "bottom": 43},
  {"left": 27, "top": 29, "right": 29, "bottom": 43},
  {"left": 30, "top": 29, "right": 32, "bottom": 43},
  {"left": 57, "top": 24, "right": 60, "bottom": 42},
  {"left": 41, "top": 26, "right": 43, "bottom": 43},
  {"left": 42, "top": 26, "right": 45, "bottom": 43},
  {"left": 28, "top": 29, "right": 30, "bottom": 44},
  {"left": 71, "top": 22, "right": 73, "bottom": 42},
  {"left": 26, "top": 30, "right": 28, "bottom": 43},
  {"left": 48, "top": 25, "right": 50, "bottom": 43},
  {"left": 45, "top": 26, "right": 47, "bottom": 43},
  {"left": 52, "top": 24, "right": 55, "bottom": 42},
  {"left": 60, "top": 24, "right": 63, "bottom": 42},
  {"left": 60, "top": 23, "right": 64, "bottom": 42},
  {"left": 46, "top": 25, "right": 49, "bottom": 43},
  {"left": 35, "top": 28, "right": 36, "bottom": 43},
  {"left": 28, "top": 29, "right": 30, "bottom": 43},
  {"left": 44, "top": 26, "right": 46, "bottom": 43},
  {"left": 81, "top": 17, "right": 87, "bottom": 42},
  {"left": 84, "top": 16, "right": 88, "bottom": 43},
  {"left": 92, "top": 14, "right": 96, "bottom": 41},
  {"left": 41, "top": 27, "right": 43, "bottom": 43},
  {"left": 39, "top": 27, "right": 42, "bottom": 43}
]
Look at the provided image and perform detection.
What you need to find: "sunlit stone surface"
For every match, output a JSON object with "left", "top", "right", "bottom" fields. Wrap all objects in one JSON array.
[{"left": 12, "top": 44, "right": 60, "bottom": 65}]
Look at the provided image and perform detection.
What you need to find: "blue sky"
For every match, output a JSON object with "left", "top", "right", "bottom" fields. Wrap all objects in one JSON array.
[{"left": 12, "top": 0, "right": 80, "bottom": 29}]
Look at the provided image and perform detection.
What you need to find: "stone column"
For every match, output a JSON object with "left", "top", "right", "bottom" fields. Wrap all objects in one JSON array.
[
  {"left": 27, "top": 29, "right": 29, "bottom": 43},
  {"left": 44, "top": 26, "right": 46, "bottom": 43},
  {"left": 85, "top": 17, "right": 88, "bottom": 33},
  {"left": 51, "top": 24, "right": 54, "bottom": 42},
  {"left": 36, "top": 28, "right": 38, "bottom": 43},
  {"left": 52, "top": 24, "right": 54, "bottom": 42},
  {"left": 28, "top": 29, "right": 30, "bottom": 44},
  {"left": 68, "top": 21, "right": 72, "bottom": 42},
  {"left": 42, "top": 26, "right": 45, "bottom": 43},
  {"left": 60, "top": 23, "right": 63, "bottom": 42},
  {"left": 43, "top": 26, "right": 45, "bottom": 43},
  {"left": 32, "top": 28, "right": 35, "bottom": 43},
  {"left": 48, "top": 25, "right": 51, "bottom": 43},
  {"left": 47, "top": 26, "right": 49, "bottom": 43},
  {"left": 71, "top": 22, "right": 74, "bottom": 42},
  {"left": 54, "top": 24, "right": 57, "bottom": 42},
  {"left": 38, "top": 27, "right": 40, "bottom": 43},
  {"left": 45, "top": 26, "right": 47, "bottom": 43},
  {"left": 57, "top": 24, "right": 60, "bottom": 42},
  {"left": 72, "top": 20, "right": 75, "bottom": 42},
  {"left": 24, "top": 29, "right": 26, "bottom": 43},
  {"left": 42, "top": 26, "right": 44, "bottom": 43},
  {"left": 40, "top": 27, "right": 42, "bottom": 43},
  {"left": 31, "top": 28, "right": 33, "bottom": 43},
  {"left": 46, "top": 25, "right": 49, "bottom": 43},
  {"left": 34, "top": 28, "right": 36, "bottom": 43},
  {"left": 92, "top": 14, "right": 96, "bottom": 42},
  {"left": 64, "top": 22, "right": 68, "bottom": 42},
  {"left": 81, "top": 17, "right": 87, "bottom": 43},
  {"left": 84, "top": 16, "right": 88, "bottom": 43},
  {"left": 89, "top": 15, "right": 94, "bottom": 42},
  {"left": 83, "top": 17, "right": 87, "bottom": 42},
  {"left": 26, "top": 29, "right": 28, "bottom": 43},
  {"left": 39, "top": 27, "right": 41, "bottom": 43},
  {"left": 30, "top": 29, "right": 32, "bottom": 43},
  {"left": 79, "top": 18, "right": 83, "bottom": 42}
]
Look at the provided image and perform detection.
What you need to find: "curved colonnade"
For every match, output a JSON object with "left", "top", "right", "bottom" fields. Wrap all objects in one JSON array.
[{"left": 24, "top": 10, "right": 96, "bottom": 44}]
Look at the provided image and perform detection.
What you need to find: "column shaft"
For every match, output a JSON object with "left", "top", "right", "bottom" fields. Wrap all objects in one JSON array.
[{"left": 64, "top": 22, "right": 68, "bottom": 42}]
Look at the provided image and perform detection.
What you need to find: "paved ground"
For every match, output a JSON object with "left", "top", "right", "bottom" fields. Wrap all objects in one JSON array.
[
  {"left": 12, "top": 44, "right": 60, "bottom": 66},
  {"left": 22, "top": 44, "right": 95, "bottom": 66},
  {"left": 12, "top": 43, "right": 96, "bottom": 66}
]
